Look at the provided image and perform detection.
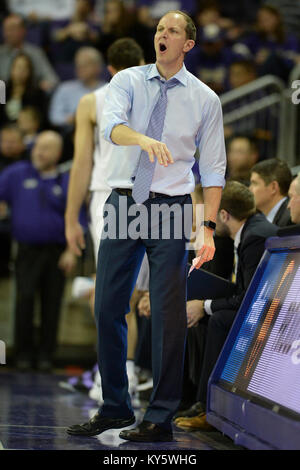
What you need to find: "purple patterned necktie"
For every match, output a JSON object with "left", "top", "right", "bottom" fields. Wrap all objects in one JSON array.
[{"left": 132, "top": 77, "right": 178, "bottom": 204}]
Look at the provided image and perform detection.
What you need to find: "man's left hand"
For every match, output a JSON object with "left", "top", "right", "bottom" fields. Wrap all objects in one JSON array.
[
  {"left": 58, "top": 249, "right": 77, "bottom": 275},
  {"left": 194, "top": 227, "right": 215, "bottom": 269},
  {"left": 187, "top": 300, "right": 205, "bottom": 328}
]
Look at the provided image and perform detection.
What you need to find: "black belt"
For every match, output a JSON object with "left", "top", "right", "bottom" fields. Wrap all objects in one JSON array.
[{"left": 115, "top": 188, "right": 173, "bottom": 199}]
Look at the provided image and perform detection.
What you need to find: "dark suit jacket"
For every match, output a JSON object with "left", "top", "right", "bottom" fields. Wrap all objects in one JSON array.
[
  {"left": 211, "top": 212, "right": 278, "bottom": 313},
  {"left": 202, "top": 234, "right": 234, "bottom": 280},
  {"left": 272, "top": 198, "right": 293, "bottom": 227}
]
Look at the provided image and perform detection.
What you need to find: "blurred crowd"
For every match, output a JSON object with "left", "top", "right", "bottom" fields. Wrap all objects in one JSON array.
[
  {"left": 1, "top": 1, "right": 300, "bottom": 392},
  {"left": 0, "top": 0, "right": 299, "bottom": 162}
]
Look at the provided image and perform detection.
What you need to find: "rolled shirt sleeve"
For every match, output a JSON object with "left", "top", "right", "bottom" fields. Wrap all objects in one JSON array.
[
  {"left": 196, "top": 93, "right": 227, "bottom": 188},
  {"left": 100, "top": 70, "right": 133, "bottom": 145}
]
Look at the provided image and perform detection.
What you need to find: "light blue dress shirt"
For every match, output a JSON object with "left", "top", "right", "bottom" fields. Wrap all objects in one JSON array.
[
  {"left": 49, "top": 79, "right": 103, "bottom": 126},
  {"left": 101, "top": 63, "right": 226, "bottom": 196},
  {"left": 266, "top": 197, "right": 287, "bottom": 223}
]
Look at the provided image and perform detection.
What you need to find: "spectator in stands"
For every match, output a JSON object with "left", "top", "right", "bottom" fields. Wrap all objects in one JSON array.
[
  {"left": 93, "top": 0, "right": 154, "bottom": 64},
  {"left": 223, "top": 59, "right": 277, "bottom": 160},
  {"left": 50, "top": 0, "right": 100, "bottom": 69},
  {"left": 0, "top": 53, "right": 48, "bottom": 127},
  {"left": 227, "top": 134, "right": 260, "bottom": 184},
  {"left": 287, "top": 173, "right": 300, "bottom": 224},
  {"left": 265, "top": 0, "right": 300, "bottom": 42},
  {"left": 136, "top": 0, "right": 197, "bottom": 29},
  {"left": 49, "top": 47, "right": 103, "bottom": 132},
  {"left": 194, "top": 1, "right": 235, "bottom": 33},
  {"left": 193, "top": 1, "right": 250, "bottom": 51},
  {"left": 174, "top": 181, "right": 278, "bottom": 431},
  {"left": 0, "top": 14, "right": 59, "bottom": 92},
  {"left": 185, "top": 23, "right": 241, "bottom": 94},
  {"left": 8, "top": 0, "right": 76, "bottom": 21},
  {"left": 96, "top": 0, "right": 134, "bottom": 61},
  {"left": 228, "top": 59, "right": 257, "bottom": 90},
  {"left": 250, "top": 158, "right": 293, "bottom": 227},
  {"left": 17, "top": 106, "right": 42, "bottom": 152},
  {"left": 0, "top": 131, "right": 79, "bottom": 372},
  {"left": 238, "top": 4, "right": 300, "bottom": 81}
]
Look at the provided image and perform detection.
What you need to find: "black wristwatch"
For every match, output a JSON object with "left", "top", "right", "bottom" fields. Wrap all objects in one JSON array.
[{"left": 202, "top": 220, "right": 216, "bottom": 230}]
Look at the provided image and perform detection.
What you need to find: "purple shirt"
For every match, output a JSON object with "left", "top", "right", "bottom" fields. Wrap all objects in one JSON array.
[{"left": 0, "top": 161, "right": 69, "bottom": 245}]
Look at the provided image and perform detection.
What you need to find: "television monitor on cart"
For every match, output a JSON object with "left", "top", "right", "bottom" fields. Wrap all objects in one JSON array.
[{"left": 207, "top": 234, "right": 300, "bottom": 450}]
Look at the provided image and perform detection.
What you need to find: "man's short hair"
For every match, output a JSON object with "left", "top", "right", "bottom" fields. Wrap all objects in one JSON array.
[
  {"left": 4, "top": 14, "right": 26, "bottom": 28},
  {"left": 220, "top": 181, "right": 256, "bottom": 221},
  {"left": 107, "top": 38, "right": 144, "bottom": 70},
  {"left": 75, "top": 47, "right": 103, "bottom": 65},
  {"left": 165, "top": 10, "right": 197, "bottom": 41},
  {"left": 251, "top": 158, "right": 292, "bottom": 196},
  {"left": 228, "top": 133, "right": 258, "bottom": 153}
]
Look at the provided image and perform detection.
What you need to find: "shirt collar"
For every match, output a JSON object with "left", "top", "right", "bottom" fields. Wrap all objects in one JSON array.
[
  {"left": 234, "top": 223, "right": 245, "bottom": 251},
  {"left": 146, "top": 63, "right": 188, "bottom": 86},
  {"left": 266, "top": 197, "right": 287, "bottom": 223}
]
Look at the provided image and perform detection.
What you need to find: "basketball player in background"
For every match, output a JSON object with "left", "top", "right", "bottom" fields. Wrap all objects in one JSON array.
[{"left": 65, "top": 37, "right": 146, "bottom": 405}]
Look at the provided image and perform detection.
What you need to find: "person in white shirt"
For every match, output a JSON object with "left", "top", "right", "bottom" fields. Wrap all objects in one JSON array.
[{"left": 250, "top": 158, "right": 293, "bottom": 227}]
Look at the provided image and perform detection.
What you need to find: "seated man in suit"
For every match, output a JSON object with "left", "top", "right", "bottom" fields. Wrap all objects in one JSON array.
[
  {"left": 175, "top": 181, "right": 278, "bottom": 430},
  {"left": 249, "top": 158, "right": 293, "bottom": 227}
]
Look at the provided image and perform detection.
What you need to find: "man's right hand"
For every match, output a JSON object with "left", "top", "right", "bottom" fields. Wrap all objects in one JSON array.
[
  {"left": 65, "top": 220, "right": 86, "bottom": 256},
  {"left": 139, "top": 135, "right": 174, "bottom": 167}
]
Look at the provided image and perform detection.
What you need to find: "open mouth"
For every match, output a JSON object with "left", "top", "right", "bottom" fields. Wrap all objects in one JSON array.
[{"left": 159, "top": 43, "right": 167, "bottom": 52}]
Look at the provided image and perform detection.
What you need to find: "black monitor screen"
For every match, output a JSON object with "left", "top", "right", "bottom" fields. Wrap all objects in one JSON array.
[{"left": 219, "top": 250, "right": 300, "bottom": 418}]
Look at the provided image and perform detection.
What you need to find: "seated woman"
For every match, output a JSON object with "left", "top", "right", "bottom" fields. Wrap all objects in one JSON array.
[
  {"left": 239, "top": 4, "right": 300, "bottom": 81},
  {"left": 49, "top": 0, "right": 100, "bottom": 79},
  {"left": 0, "top": 52, "right": 49, "bottom": 127}
]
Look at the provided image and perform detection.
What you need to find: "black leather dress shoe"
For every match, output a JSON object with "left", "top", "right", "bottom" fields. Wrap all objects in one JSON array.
[
  {"left": 173, "top": 401, "right": 205, "bottom": 420},
  {"left": 66, "top": 412, "right": 135, "bottom": 437},
  {"left": 119, "top": 420, "right": 173, "bottom": 442}
]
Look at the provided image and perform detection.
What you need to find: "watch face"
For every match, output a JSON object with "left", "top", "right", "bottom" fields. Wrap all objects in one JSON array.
[{"left": 205, "top": 220, "right": 216, "bottom": 229}]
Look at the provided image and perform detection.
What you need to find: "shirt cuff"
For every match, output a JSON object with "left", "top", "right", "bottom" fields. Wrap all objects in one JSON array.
[
  {"left": 204, "top": 299, "right": 213, "bottom": 316},
  {"left": 200, "top": 173, "right": 225, "bottom": 188},
  {"left": 102, "top": 120, "right": 129, "bottom": 145}
]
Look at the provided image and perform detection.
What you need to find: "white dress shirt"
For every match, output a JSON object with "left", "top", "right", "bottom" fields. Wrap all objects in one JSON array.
[
  {"left": 204, "top": 223, "right": 245, "bottom": 316},
  {"left": 266, "top": 197, "right": 287, "bottom": 223}
]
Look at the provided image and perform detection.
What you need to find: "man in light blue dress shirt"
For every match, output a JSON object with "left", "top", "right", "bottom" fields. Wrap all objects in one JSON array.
[
  {"left": 67, "top": 10, "right": 226, "bottom": 442},
  {"left": 49, "top": 47, "right": 104, "bottom": 130}
]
